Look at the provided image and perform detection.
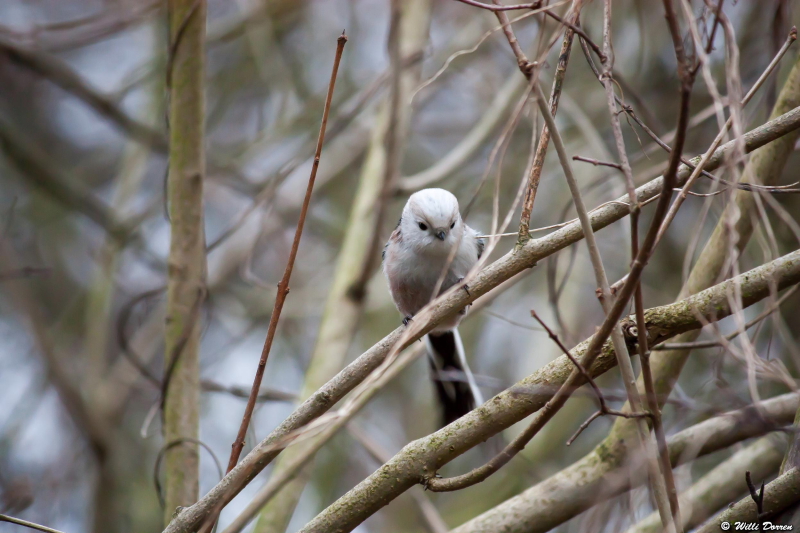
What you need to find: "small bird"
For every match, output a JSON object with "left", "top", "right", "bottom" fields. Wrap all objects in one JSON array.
[{"left": 382, "top": 188, "right": 485, "bottom": 426}]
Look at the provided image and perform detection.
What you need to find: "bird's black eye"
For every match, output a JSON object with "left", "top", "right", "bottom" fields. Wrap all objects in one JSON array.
[
  {"left": 418, "top": 222, "right": 428, "bottom": 231},
  {"left": 450, "top": 221, "right": 455, "bottom": 229}
]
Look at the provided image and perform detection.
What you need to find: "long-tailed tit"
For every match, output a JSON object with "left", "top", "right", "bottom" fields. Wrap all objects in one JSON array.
[{"left": 382, "top": 188, "right": 484, "bottom": 426}]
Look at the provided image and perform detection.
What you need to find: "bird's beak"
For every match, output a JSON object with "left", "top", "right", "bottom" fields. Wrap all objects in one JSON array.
[{"left": 435, "top": 229, "right": 447, "bottom": 241}]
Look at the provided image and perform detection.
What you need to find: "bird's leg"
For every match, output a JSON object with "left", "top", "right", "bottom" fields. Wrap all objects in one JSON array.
[
  {"left": 457, "top": 277, "right": 471, "bottom": 297},
  {"left": 402, "top": 315, "right": 414, "bottom": 326}
]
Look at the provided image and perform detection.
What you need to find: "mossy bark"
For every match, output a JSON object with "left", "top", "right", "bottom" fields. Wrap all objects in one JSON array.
[
  {"left": 627, "top": 435, "right": 785, "bottom": 533},
  {"left": 163, "top": 0, "right": 207, "bottom": 523},
  {"left": 299, "top": 251, "right": 800, "bottom": 533},
  {"left": 162, "top": 105, "right": 800, "bottom": 533},
  {"left": 453, "top": 51, "right": 800, "bottom": 533}
]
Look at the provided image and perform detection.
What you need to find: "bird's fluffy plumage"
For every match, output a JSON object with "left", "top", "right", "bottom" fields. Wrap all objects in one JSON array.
[
  {"left": 382, "top": 188, "right": 483, "bottom": 333},
  {"left": 382, "top": 188, "right": 484, "bottom": 426}
]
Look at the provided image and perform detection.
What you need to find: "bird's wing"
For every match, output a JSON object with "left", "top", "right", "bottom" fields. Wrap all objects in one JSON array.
[
  {"left": 467, "top": 225, "right": 485, "bottom": 259},
  {"left": 382, "top": 222, "right": 403, "bottom": 262}
]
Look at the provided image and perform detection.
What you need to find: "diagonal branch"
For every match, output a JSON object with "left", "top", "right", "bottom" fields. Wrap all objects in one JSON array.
[
  {"left": 517, "top": 9, "right": 577, "bottom": 238},
  {"left": 297, "top": 250, "right": 800, "bottom": 533},
  {"left": 695, "top": 468, "right": 800, "bottom": 533},
  {"left": 224, "top": 30, "right": 347, "bottom": 475},
  {"left": 454, "top": 392, "right": 800, "bottom": 533},
  {"left": 161, "top": 105, "right": 800, "bottom": 533},
  {"left": 601, "top": 0, "right": 682, "bottom": 528},
  {"left": 0, "top": 37, "right": 167, "bottom": 151},
  {"left": 625, "top": 436, "right": 785, "bottom": 533}
]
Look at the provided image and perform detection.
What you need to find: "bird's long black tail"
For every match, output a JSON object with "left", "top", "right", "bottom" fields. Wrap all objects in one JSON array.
[{"left": 426, "top": 330, "right": 480, "bottom": 427}]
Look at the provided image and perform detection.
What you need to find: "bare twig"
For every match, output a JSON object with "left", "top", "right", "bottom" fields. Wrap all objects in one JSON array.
[
  {"left": 518, "top": 9, "right": 577, "bottom": 240},
  {"left": 653, "top": 22, "right": 797, "bottom": 249},
  {"left": 695, "top": 469, "right": 800, "bottom": 533},
  {"left": 552, "top": 47, "right": 678, "bottom": 527},
  {"left": 160, "top": 107, "right": 800, "bottom": 533},
  {"left": 300, "top": 252, "right": 800, "bottom": 531},
  {"left": 224, "top": 30, "right": 347, "bottom": 474},
  {"left": 173, "top": 31, "right": 349, "bottom": 530},
  {"left": 625, "top": 436, "right": 784, "bottom": 533},
  {"left": 253, "top": 4, "right": 432, "bottom": 530},
  {"left": 154, "top": 438, "right": 224, "bottom": 508},
  {"left": 745, "top": 470, "right": 767, "bottom": 530},
  {"left": 600, "top": 1, "right": 681, "bottom": 528},
  {"left": 455, "top": 393, "right": 800, "bottom": 533},
  {"left": 546, "top": 11, "right": 604, "bottom": 61},
  {"left": 0, "top": 514, "right": 67, "bottom": 533},
  {"left": 196, "top": 31, "right": 347, "bottom": 533},
  {"left": 572, "top": 155, "right": 622, "bottom": 170},
  {"left": 453, "top": 0, "right": 543, "bottom": 11},
  {"left": 0, "top": 37, "right": 167, "bottom": 151},
  {"left": 424, "top": 73, "right": 660, "bottom": 493},
  {"left": 653, "top": 285, "right": 798, "bottom": 350},
  {"left": 578, "top": 27, "right": 797, "bottom": 197},
  {"left": 488, "top": 0, "right": 533, "bottom": 74},
  {"left": 530, "top": 312, "right": 651, "bottom": 447}
]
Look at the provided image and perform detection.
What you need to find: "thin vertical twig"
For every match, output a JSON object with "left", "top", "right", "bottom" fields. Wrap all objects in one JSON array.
[
  {"left": 518, "top": 8, "right": 578, "bottom": 241},
  {"left": 745, "top": 471, "right": 768, "bottom": 531},
  {"left": 535, "top": 77, "right": 675, "bottom": 532},
  {"left": 252, "top": 3, "right": 431, "bottom": 529},
  {"left": 196, "top": 32, "right": 348, "bottom": 533},
  {"left": 600, "top": 1, "right": 682, "bottom": 530},
  {"left": 224, "top": 31, "right": 348, "bottom": 474}
]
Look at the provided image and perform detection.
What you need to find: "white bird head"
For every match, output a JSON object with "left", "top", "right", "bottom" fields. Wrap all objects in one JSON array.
[{"left": 400, "top": 188, "right": 464, "bottom": 253}]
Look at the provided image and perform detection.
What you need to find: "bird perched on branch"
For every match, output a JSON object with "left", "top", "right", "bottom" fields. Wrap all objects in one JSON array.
[{"left": 382, "top": 188, "right": 484, "bottom": 427}]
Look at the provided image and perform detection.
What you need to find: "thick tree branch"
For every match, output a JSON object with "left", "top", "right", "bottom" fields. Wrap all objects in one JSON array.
[
  {"left": 162, "top": 0, "right": 207, "bottom": 521},
  {"left": 454, "top": 393, "right": 800, "bottom": 533},
  {"left": 161, "top": 106, "right": 800, "bottom": 533},
  {"left": 297, "top": 250, "right": 800, "bottom": 533},
  {"left": 460, "top": 49, "right": 800, "bottom": 533},
  {"left": 626, "top": 436, "right": 786, "bottom": 533},
  {"left": 695, "top": 468, "right": 800, "bottom": 533}
]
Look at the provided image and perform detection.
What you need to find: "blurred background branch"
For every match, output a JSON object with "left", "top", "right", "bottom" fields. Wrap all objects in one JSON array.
[{"left": 1, "top": 2, "right": 800, "bottom": 533}]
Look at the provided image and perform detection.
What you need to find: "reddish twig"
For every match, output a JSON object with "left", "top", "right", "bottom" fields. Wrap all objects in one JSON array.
[
  {"left": 207, "top": 32, "right": 348, "bottom": 527},
  {"left": 195, "top": 31, "right": 348, "bottom": 533},
  {"left": 572, "top": 155, "right": 623, "bottom": 171},
  {"left": 518, "top": 12, "right": 577, "bottom": 239},
  {"left": 452, "top": 0, "right": 543, "bottom": 12}
]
